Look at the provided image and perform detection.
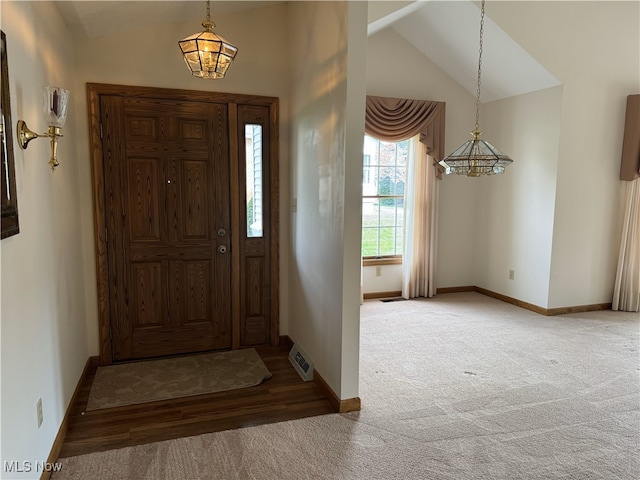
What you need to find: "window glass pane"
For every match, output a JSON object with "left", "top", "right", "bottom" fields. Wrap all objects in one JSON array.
[
  {"left": 363, "top": 165, "right": 374, "bottom": 191},
  {"left": 362, "top": 135, "right": 409, "bottom": 257},
  {"left": 245, "top": 124, "right": 263, "bottom": 237},
  {"left": 379, "top": 197, "right": 399, "bottom": 226},
  {"left": 395, "top": 224, "right": 403, "bottom": 254},
  {"left": 362, "top": 198, "right": 379, "bottom": 226},
  {"left": 392, "top": 167, "right": 406, "bottom": 196},
  {"left": 378, "top": 227, "right": 397, "bottom": 256},
  {"left": 361, "top": 227, "right": 379, "bottom": 257}
]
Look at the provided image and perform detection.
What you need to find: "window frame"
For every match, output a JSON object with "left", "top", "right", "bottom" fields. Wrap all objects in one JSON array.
[
  {"left": 361, "top": 135, "right": 409, "bottom": 261},
  {"left": 362, "top": 256, "right": 402, "bottom": 267}
]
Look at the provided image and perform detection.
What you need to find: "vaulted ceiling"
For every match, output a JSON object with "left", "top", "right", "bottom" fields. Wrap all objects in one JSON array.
[
  {"left": 369, "top": 1, "right": 559, "bottom": 102},
  {"left": 54, "top": 0, "right": 559, "bottom": 103}
]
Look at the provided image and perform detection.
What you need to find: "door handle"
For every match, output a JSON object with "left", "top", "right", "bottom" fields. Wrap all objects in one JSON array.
[
  {"left": 217, "top": 245, "right": 228, "bottom": 254},
  {"left": 217, "top": 228, "right": 227, "bottom": 237}
]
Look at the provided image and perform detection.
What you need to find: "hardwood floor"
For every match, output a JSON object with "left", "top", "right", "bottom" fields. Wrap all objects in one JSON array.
[{"left": 58, "top": 345, "right": 334, "bottom": 458}]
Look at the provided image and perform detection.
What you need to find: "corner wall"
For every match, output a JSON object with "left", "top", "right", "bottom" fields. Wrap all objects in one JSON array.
[
  {"left": 1, "top": 2, "right": 88, "bottom": 477},
  {"left": 287, "top": 1, "right": 366, "bottom": 399},
  {"left": 489, "top": 1, "right": 640, "bottom": 308},
  {"left": 476, "top": 86, "right": 563, "bottom": 307}
]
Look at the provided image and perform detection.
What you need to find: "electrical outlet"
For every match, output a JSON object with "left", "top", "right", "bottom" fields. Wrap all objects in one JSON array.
[
  {"left": 509, "top": 269, "right": 515, "bottom": 280},
  {"left": 36, "top": 398, "right": 43, "bottom": 428},
  {"left": 375, "top": 266, "right": 382, "bottom": 277}
]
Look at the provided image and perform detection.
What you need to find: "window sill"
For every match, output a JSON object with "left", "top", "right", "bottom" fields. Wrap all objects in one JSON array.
[{"left": 362, "top": 257, "right": 402, "bottom": 267}]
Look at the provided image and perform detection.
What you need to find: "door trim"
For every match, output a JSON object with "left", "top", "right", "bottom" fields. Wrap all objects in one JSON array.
[{"left": 87, "top": 83, "right": 279, "bottom": 365}]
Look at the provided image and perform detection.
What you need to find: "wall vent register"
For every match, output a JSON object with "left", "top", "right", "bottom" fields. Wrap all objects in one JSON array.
[{"left": 288, "top": 344, "right": 314, "bottom": 382}]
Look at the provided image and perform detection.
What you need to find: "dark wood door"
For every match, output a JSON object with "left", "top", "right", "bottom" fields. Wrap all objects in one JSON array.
[{"left": 101, "top": 95, "right": 231, "bottom": 361}]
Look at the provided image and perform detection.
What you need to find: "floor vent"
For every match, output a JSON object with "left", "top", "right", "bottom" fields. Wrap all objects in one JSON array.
[
  {"left": 289, "top": 344, "right": 314, "bottom": 382},
  {"left": 380, "top": 297, "right": 406, "bottom": 303}
]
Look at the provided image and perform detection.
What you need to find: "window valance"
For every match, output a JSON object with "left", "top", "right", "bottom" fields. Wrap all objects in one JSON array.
[{"left": 364, "top": 96, "right": 445, "bottom": 177}]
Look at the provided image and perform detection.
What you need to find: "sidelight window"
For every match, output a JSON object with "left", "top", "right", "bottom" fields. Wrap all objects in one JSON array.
[{"left": 245, "top": 124, "right": 263, "bottom": 238}]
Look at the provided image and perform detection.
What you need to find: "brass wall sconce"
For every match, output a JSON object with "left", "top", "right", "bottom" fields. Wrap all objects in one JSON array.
[{"left": 17, "top": 86, "right": 70, "bottom": 171}]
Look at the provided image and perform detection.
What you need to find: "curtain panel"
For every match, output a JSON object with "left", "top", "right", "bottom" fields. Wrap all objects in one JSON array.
[
  {"left": 613, "top": 178, "right": 640, "bottom": 312},
  {"left": 364, "top": 96, "right": 445, "bottom": 299},
  {"left": 613, "top": 94, "right": 640, "bottom": 311},
  {"left": 402, "top": 138, "right": 439, "bottom": 299}
]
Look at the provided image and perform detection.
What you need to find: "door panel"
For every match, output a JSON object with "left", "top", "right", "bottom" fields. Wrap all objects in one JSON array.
[
  {"left": 131, "top": 262, "right": 163, "bottom": 327},
  {"left": 127, "top": 157, "right": 162, "bottom": 241},
  {"left": 182, "top": 161, "right": 209, "bottom": 239},
  {"left": 102, "top": 95, "right": 231, "bottom": 361},
  {"left": 184, "top": 260, "right": 211, "bottom": 322}
]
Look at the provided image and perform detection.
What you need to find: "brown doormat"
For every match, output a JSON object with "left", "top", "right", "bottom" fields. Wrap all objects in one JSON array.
[{"left": 86, "top": 349, "right": 272, "bottom": 411}]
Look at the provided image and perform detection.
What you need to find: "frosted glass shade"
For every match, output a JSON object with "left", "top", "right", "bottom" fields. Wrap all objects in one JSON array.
[{"left": 43, "top": 86, "right": 70, "bottom": 128}]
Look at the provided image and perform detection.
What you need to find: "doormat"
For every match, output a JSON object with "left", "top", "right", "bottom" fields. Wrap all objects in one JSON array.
[{"left": 86, "top": 349, "right": 272, "bottom": 411}]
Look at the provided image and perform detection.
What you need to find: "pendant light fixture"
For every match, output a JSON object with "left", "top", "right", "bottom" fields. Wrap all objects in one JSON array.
[
  {"left": 178, "top": 0, "right": 238, "bottom": 79},
  {"left": 439, "top": 0, "right": 513, "bottom": 177}
]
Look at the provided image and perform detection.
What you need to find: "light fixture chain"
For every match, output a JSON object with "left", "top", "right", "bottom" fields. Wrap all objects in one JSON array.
[
  {"left": 475, "top": 0, "right": 485, "bottom": 132},
  {"left": 206, "top": 0, "right": 211, "bottom": 23},
  {"left": 438, "top": 0, "right": 514, "bottom": 175}
]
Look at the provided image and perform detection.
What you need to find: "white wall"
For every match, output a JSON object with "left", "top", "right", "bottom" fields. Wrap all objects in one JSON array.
[
  {"left": 340, "top": 1, "right": 368, "bottom": 398},
  {"left": 489, "top": 1, "right": 640, "bottom": 308},
  {"left": 287, "top": 1, "right": 366, "bottom": 399},
  {"left": 70, "top": 2, "right": 293, "bottom": 352},
  {"left": 1, "top": 2, "right": 89, "bottom": 478},
  {"left": 362, "top": 264, "right": 402, "bottom": 295},
  {"left": 476, "top": 86, "right": 563, "bottom": 307}
]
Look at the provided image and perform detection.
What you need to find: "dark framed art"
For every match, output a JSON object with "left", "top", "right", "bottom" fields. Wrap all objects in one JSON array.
[{"left": 1, "top": 30, "right": 19, "bottom": 239}]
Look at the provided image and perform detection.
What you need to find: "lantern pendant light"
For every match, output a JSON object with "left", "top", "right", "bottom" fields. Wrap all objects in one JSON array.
[
  {"left": 178, "top": 0, "right": 238, "bottom": 79},
  {"left": 439, "top": 0, "right": 513, "bottom": 177}
]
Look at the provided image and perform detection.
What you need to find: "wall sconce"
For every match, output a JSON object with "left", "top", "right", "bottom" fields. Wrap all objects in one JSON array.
[{"left": 17, "top": 86, "right": 70, "bottom": 171}]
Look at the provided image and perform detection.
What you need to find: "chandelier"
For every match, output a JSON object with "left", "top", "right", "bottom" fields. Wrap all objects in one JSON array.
[
  {"left": 439, "top": 0, "right": 513, "bottom": 177},
  {"left": 178, "top": 0, "right": 238, "bottom": 79}
]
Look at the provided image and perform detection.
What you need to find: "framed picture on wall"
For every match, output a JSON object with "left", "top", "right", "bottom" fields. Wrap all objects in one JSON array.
[{"left": 1, "top": 30, "right": 19, "bottom": 239}]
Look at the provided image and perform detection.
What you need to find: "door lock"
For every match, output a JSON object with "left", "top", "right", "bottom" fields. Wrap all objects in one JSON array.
[
  {"left": 217, "top": 245, "right": 228, "bottom": 254},
  {"left": 217, "top": 228, "right": 227, "bottom": 237}
]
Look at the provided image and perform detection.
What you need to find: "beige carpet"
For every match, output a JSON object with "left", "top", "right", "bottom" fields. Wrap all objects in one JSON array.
[
  {"left": 55, "top": 293, "right": 639, "bottom": 479},
  {"left": 86, "top": 348, "right": 272, "bottom": 410}
]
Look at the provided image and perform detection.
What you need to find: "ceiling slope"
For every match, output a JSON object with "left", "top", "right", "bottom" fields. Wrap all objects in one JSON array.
[{"left": 372, "top": 0, "right": 560, "bottom": 103}]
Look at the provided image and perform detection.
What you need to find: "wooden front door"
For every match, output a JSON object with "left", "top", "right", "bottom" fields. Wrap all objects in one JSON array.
[
  {"left": 100, "top": 95, "right": 232, "bottom": 361},
  {"left": 90, "top": 84, "right": 280, "bottom": 364}
]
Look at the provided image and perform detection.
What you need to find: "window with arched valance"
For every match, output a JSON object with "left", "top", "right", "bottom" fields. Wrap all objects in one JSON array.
[
  {"left": 365, "top": 96, "right": 446, "bottom": 178},
  {"left": 363, "top": 96, "right": 445, "bottom": 299}
]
